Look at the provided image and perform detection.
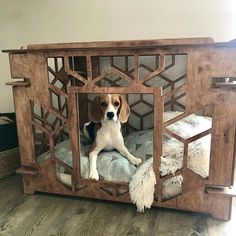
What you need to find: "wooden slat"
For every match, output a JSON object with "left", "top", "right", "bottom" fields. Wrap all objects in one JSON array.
[
  {"left": 32, "top": 121, "right": 51, "bottom": 135},
  {"left": 174, "top": 100, "right": 185, "bottom": 110},
  {"left": 92, "top": 71, "right": 107, "bottom": 84},
  {"left": 46, "top": 107, "right": 68, "bottom": 123},
  {"left": 164, "top": 84, "right": 186, "bottom": 99},
  {"left": 164, "top": 112, "right": 189, "bottom": 127},
  {"left": 212, "top": 82, "right": 236, "bottom": 88},
  {"left": 50, "top": 123, "right": 68, "bottom": 137},
  {"left": 69, "top": 85, "right": 154, "bottom": 94},
  {"left": 173, "top": 73, "right": 187, "bottom": 84},
  {"left": 205, "top": 185, "right": 236, "bottom": 197},
  {"left": 139, "top": 63, "right": 154, "bottom": 72},
  {"left": 55, "top": 158, "right": 73, "bottom": 173},
  {"left": 68, "top": 91, "right": 81, "bottom": 189},
  {"left": 153, "top": 88, "right": 164, "bottom": 201},
  {"left": 79, "top": 178, "right": 128, "bottom": 189},
  {"left": 160, "top": 169, "right": 183, "bottom": 182},
  {"left": 16, "top": 167, "right": 38, "bottom": 175},
  {"left": 110, "top": 66, "right": 132, "bottom": 81},
  {"left": 164, "top": 128, "right": 186, "bottom": 143},
  {"left": 30, "top": 55, "right": 51, "bottom": 108},
  {"left": 208, "top": 102, "right": 236, "bottom": 185},
  {"left": 186, "top": 128, "right": 211, "bottom": 143},
  {"left": 48, "top": 84, "right": 69, "bottom": 98},
  {"left": 170, "top": 82, "right": 175, "bottom": 110},
  {"left": 48, "top": 66, "right": 69, "bottom": 85},
  {"left": 86, "top": 55, "right": 92, "bottom": 82},
  {"left": 18, "top": 37, "right": 215, "bottom": 50},
  {"left": 182, "top": 143, "right": 189, "bottom": 194},
  {"left": 64, "top": 56, "right": 87, "bottom": 84},
  {"left": 134, "top": 54, "right": 139, "bottom": 82},
  {"left": 174, "top": 92, "right": 186, "bottom": 101},
  {"left": 111, "top": 64, "right": 134, "bottom": 79},
  {"left": 6, "top": 81, "right": 30, "bottom": 87},
  {"left": 13, "top": 86, "right": 36, "bottom": 166},
  {"left": 33, "top": 114, "right": 53, "bottom": 129},
  {"left": 142, "top": 54, "right": 165, "bottom": 83}
]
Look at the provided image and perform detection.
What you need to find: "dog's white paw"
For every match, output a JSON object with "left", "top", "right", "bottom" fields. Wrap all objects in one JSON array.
[
  {"left": 131, "top": 158, "right": 142, "bottom": 166},
  {"left": 89, "top": 170, "right": 99, "bottom": 180}
]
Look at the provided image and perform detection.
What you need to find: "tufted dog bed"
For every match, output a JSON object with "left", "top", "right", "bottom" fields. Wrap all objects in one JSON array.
[{"left": 38, "top": 112, "right": 212, "bottom": 201}]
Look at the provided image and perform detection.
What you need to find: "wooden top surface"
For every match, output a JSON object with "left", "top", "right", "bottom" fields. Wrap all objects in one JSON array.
[{"left": 2, "top": 37, "right": 236, "bottom": 53}]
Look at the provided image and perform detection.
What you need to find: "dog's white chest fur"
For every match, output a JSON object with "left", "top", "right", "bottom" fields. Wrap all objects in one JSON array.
[{"left": 97, "top": 120, "right": 122, "bottom": 151}]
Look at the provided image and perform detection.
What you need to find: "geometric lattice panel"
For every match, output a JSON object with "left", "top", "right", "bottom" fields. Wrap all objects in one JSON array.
[
  {"left": 139, "top": 54, "right": 187, "bottom": 112},
  {"left": 93, "top": 56, "right": 134, "bottom": 87},
  {"left": 128, "top": 94, "right": 153, "bottom": 132},
  {"left": 163, "top": 105, "right": 213, "bottom": 201},
  {"left": 31, "top": 101, "right": 69, "bottom": 157}
]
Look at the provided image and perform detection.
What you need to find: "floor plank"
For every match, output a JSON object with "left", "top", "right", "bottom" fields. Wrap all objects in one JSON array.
[{"left": 0, "top": 175, "right": 235, "bottom": 236}]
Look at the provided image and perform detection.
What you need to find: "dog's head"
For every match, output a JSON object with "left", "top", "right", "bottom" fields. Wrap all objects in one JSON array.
[{"left": 90, "top": 94, "right": 130, "bottom": 123}]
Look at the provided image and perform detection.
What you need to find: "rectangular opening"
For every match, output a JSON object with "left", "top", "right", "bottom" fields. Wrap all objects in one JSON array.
[
  {"left": 212, "top": 77, "right": 236, "bottom": 87},
  {"left": 76, "top": 92, "right": 155, "bottom": 184}
]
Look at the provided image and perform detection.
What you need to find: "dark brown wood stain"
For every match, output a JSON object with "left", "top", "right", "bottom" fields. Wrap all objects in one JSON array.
[{"left": 2, "top": 38, "right": 236, "bottom": 221}]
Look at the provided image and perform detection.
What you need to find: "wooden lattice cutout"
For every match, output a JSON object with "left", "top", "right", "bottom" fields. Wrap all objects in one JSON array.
[
  {"left": 162, "top": 105, "right": 213, "bottom": 201},
  {"left": 92, "top": 56, "right": 133, "bottom": 87}
]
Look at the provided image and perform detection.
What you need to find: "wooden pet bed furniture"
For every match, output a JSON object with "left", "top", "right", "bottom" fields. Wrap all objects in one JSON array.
[{"left": 3, "top": 37, "right": 236, "bottom": 220}]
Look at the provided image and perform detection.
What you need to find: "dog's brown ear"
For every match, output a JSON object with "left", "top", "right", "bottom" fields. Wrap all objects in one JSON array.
[
  {"left": 90, "top": 96, "right": 102, "bottom": 123},
  {"left": 119, "top": 95, "right": 130, "bottom": 123}
]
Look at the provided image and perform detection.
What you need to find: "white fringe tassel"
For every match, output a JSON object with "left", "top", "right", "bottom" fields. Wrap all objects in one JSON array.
[{"left": 129, "top": 158, "right": 156, "bottom": 212}]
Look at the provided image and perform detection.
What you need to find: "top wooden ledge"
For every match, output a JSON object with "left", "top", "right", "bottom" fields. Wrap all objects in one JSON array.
[{"left": 2, "top": 37, "right": 236, "bottom": 54}]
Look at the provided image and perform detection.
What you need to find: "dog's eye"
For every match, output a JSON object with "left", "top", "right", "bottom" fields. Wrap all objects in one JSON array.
[
  {"left": 100, "top": 101, "right": 107, "bottom": 107},
  {"left": 114, "top": 101, "right": 120, "bottom": 107}
]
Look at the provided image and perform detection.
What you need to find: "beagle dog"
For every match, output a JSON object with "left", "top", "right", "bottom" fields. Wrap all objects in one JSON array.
[{"left": 84, "top": 94, "right": 142, "bottom": 180}]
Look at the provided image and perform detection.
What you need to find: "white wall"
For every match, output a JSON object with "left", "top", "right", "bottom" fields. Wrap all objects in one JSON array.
[{"left": 1, "top": 0, "right": 236, "bottom": 112}]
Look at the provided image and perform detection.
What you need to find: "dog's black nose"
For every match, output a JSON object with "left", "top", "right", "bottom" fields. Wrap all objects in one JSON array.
[{"left": 107, "top": 112, "right": 114, "bottom": 119}]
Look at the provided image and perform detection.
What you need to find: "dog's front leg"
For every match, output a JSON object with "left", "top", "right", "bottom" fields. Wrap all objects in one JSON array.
[
  {"left": 89, "top": 150, "right": 100, "bottom": 180},
  {"left": 116, "top": 145, "right": 142, "bottom": 166}
]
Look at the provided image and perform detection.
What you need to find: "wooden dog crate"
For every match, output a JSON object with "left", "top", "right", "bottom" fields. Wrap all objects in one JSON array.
[{"left": 3, "top": 37, "right": 236, "bottom": 220}]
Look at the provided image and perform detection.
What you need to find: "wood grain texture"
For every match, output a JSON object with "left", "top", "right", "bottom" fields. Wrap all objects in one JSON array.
[
  {"left": 3, "top": 38, "right": 236, "bottom": 221},
  {"left": 12, "top": 37, "right": 215, "bottom": 50},
  {"left": 0, "top": 174, "right": 235, "bottom": 236},
  {"left": 12, "top": 86, "right": 35, "bottom": 166}
]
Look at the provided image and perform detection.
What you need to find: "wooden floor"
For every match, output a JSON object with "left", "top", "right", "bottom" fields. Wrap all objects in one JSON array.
[{"left": 0, "top": 175, "right": 235, "bottom": 236}]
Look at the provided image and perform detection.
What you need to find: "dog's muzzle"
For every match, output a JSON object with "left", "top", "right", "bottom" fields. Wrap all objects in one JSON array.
[{"left": 107, "top": 112, "right": 114, "bottom": 120}]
